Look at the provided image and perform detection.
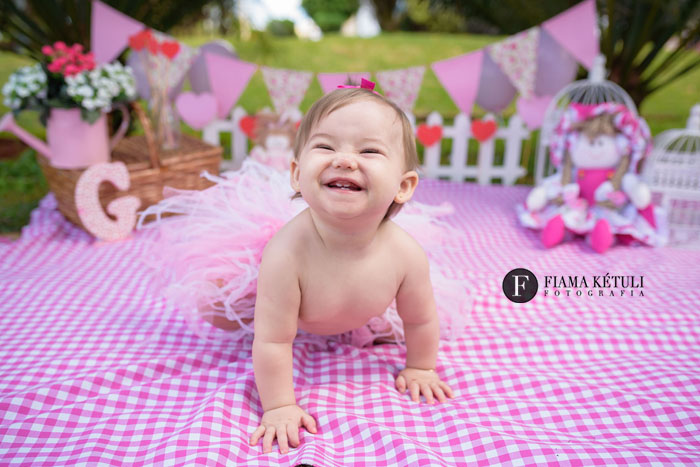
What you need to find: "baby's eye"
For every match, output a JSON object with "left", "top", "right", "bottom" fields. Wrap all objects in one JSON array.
[
  {"left": 315, "top": 144, "right": 333, "bottom": 150},
  {"left": 361, "top": 148, "right": 381, "bottom": 154}
]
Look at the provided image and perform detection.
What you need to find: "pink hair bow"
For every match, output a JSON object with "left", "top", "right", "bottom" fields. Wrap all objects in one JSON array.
[{"left": 337, "top": 78, "right": 380, "bottom": 94}]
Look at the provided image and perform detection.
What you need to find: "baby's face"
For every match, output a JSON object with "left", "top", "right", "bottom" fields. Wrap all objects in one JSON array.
[
  {"left": 291, "top": 99, "right": 413, "bottom": 220},
  {"left": 571, "top": 133, "right": 621, "bottom": 168}
]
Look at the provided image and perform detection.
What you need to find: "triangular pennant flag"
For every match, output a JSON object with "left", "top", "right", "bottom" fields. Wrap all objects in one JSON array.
[
  {"left": 317, "top": 72, "right": 372, "bottom": 94},
  {"left": 543, "top": 0, "right": 598, "bottom": 69},
  {"left": 90, "top": 0, "right": 145, "bottom": 64},
  {"left": 261, "top": 67, "right": 313, "bottom": 112},
  {"left": 534, "top": 28, "right": 578, "bottom": 97},
  {"left": 206, "top": 53, "right": 257, "bottom": 118},
  {"left": 431, "top": 50, "right": 484, "bottom": 115},
  {"left": 375, "top": 66, "right": 425, "bottom": 113},
  {"left": 487, "top": 27, "right": 540, "bottom": 98}
]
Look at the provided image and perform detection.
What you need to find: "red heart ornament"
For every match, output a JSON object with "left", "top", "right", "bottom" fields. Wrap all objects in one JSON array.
[
  {"left": 416, "top": 124, "right": 442, "bottom": 147},
  {"left": 239, "top": 115, "right": 258, "bottom": 139},
  {"left": 471, "top": 119, "right": 498, "bottom": 142},
  {"left": 160, "top": 41, "right": 180, "bottom": 60}
]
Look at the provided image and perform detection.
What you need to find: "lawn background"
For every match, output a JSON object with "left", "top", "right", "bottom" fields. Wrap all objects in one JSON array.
[{"left": 1, "top": 32, "right": 699, "bottom": 232}]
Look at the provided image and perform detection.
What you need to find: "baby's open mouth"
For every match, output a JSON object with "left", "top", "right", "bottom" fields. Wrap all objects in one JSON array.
[{"left": 326, "top": 180, "right": 362, "bottom": 191}]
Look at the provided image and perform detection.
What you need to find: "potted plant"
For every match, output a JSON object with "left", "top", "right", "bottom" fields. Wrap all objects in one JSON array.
[{"left": 1, "top": 41, "right": 137, "bottom": 168}]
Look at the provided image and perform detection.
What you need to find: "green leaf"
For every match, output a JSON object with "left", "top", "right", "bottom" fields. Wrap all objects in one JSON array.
[{"left": 81, "top": 107, "right": 101, "bottom": 124}]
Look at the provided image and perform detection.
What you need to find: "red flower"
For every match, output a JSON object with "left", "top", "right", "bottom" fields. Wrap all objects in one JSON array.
[
  {"left": 54, "top": 41, "right": 67, "bottom": 52},
  {"left": 41, "top": 45, "right": 54, "bottom": 55},
  {"left": 64, "top": 64, "right": 79, "bottom": 76}
]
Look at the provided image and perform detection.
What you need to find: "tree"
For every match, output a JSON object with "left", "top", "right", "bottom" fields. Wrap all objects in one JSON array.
[
  {"left": 301, "top": 0, "right": 359, "bottom": 32},
  {"left": 371, "top": 0, "right": 398, "bottom": 30},
  {"left": 0, "top": 0, "right": 214, "bottom": 61},
  {"left": 432, "top": 0, "right": 700, "bottom": 107}
]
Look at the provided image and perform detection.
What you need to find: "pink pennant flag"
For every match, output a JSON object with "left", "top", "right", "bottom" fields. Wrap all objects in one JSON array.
[
  {"left": 90, "top": 0, "right": 145, "bottom": 64},
  {"left": 261, "top": 67, "right": 313, "bottom": 112},
  {"left": 205, "top": 53, "right": 257, "bottom": 118},
  {"left": 543, "top": 0, "right": 599, "bottom": 69},
  {"left": 431, "top": 50, "right": 484, "bottom": 115},
  {"left": 317, "top": 73, "right": 372, "bottom": 94},
  {"left": 487, "top": 27, "right": 540, "bottom": 98},
  {"left": 375, "top": 66, "right": 425, "bottom": 113}
]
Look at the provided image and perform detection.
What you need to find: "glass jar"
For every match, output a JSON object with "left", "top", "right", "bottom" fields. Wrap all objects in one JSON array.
[{"left": 149, "top": 96, "right": 181, "bottom": 151}]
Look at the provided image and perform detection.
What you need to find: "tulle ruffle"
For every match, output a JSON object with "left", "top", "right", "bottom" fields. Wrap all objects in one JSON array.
[{"left": 137, "top": 159, "right": 472, "bottom": 348}]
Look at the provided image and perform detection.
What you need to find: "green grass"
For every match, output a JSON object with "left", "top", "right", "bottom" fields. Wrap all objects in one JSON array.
[{"left": 1, "top": 32, "right": 699, "bottom": 233}]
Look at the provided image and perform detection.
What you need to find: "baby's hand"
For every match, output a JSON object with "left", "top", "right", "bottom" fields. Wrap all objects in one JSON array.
[
  {"left": 249, "top": 404, "right": 318, "bottom": 454},
  {"left": 395, "top": 367, "right": 455, "bottom": 404}
]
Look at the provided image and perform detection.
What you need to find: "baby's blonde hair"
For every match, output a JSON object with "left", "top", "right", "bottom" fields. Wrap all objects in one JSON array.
[{"left": 292, "top": 88, "right": 419, "bottom": 220}]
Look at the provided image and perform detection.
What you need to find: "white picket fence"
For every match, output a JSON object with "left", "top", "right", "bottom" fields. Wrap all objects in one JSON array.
[{"left": 202, "top": 107, "right": 532, "bottom": 186}]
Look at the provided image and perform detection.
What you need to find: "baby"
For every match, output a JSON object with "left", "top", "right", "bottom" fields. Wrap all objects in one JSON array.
[{"left": 248, "top": 87, "right": 455, "bottom": 454}]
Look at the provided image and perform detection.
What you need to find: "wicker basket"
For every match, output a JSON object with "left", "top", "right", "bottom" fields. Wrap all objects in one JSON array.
[{"left": 37, "top": 102, "right": 222, "bottom": 230}]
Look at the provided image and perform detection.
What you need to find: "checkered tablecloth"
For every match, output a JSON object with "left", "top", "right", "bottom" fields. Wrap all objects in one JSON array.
[{"left": 1, "top": 179, "right": 699, "bottom": 466}]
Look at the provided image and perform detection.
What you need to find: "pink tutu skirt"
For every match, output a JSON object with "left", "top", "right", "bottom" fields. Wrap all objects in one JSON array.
[{"left": 137, "top": 159, "right": 472, "bottom": 348}]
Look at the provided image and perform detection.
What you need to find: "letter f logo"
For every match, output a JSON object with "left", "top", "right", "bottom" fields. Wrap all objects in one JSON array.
[{"left": 502, "top": 268, "right": 538, "bottom": 303}]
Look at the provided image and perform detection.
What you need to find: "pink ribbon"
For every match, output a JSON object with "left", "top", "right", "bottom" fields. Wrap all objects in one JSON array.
[{"left": 337, "top": 78, "right": 380, "bottom": 95}]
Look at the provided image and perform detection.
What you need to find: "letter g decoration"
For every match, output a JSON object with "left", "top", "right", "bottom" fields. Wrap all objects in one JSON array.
[{"left": 74, "top": 162, "right": 141, "bottom": 241}]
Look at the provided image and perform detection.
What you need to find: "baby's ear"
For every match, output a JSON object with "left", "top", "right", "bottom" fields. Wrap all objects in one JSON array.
[
  {"left": 394, "top": 170, "right": 419, "bottom": 204},
  {"left": 290, "top": 158, "right": 301, "bottom": 193}
]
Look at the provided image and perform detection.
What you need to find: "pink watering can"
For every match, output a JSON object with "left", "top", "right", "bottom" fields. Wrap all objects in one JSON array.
[{"left": 0, "top": 106, "right": 129, "bottom": 169}]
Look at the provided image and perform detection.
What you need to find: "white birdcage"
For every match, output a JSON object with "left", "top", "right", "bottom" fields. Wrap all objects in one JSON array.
[
  {"left": 642, "top": 105, "right": 700, "bottom": 247},
  {"left": 535, "top": 55, "right": 638, "bottom": 183}
]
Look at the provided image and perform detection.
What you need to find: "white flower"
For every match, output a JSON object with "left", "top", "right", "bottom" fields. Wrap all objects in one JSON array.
[{"left": 82, "top": 98, "right": 96, "bottom": 110}]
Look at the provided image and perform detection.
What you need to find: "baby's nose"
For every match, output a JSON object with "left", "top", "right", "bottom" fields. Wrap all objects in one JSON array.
[{"left": 333, "top": 153, "right": 358, "bottom": 170}]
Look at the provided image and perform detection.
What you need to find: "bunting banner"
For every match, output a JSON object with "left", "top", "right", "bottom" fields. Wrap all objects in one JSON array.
[
  {"left": 90, "top": 0, "right": 144, "bottom": 64},
  {"left": 487, "top": 27, "right": 540, "bottom": 99},
  {"left": 317, "top": 73, "right": 372, "bottom": 94},
  {"left": 89, "top": 0, "right": 598, "bottom": 130},
  {"left": 261, "top": 67, "right": 314, "bottom": 112},
  {"left": 375, "top": 66, "right": 425, "bottom": 113},
  {"left": 205, "top": 54, "right": 257, "bottom": 118},
  {"left": 542, "top": 0, "right": 599, "bottom": 69},
  {"left": 431, "top": 51, "right": 484, "bottom": 115}
]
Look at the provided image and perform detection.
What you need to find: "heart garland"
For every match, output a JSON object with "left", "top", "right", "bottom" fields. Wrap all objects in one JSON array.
[
  {"left": 416, "top": 124, "right": 443, "bottom": 147},
  {"left": 471, "top": 119, "right": 498, "bottom": 142}
]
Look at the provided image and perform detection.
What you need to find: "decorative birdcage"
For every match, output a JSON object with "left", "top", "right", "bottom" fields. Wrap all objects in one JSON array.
[
  {"left": 535, "top": 55, "right": 638, "bottom": 183},
  {"left": 642, "top": 105, "right": 700, "bottom": 247}
]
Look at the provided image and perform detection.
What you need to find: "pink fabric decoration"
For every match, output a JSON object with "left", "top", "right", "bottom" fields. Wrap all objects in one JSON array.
[
  {"left": 205, "top": 53, "right": 257, "bottom": 119},
  {"left": 542, "top": 0, "right": 599, "bottom": 69},
  {"left": 317, "top": 72, "right": 371, "bottom": 93},
  {"left": 431, "top": 50, "right": 484, "bottom": 115},
  {"left": 375, "top": 66, "right": 425, "bottom": 113},
  {"left": 261, "top": 66, "right": 313, "bottom": 112},
  {"left": 487, "top": 27, "right": 540, "bottom": 98},
  {"left": 337, "top": 78, "right": 379, "bottom": 94},
  {"left": 90, "top": 0, "right": 145, "bottom": 64},
  {"left": 175, "top": 92, "right": 218, "bottom": 130},
  {"left": 516, "top": 94, "right": 554, "bottom": 130}
]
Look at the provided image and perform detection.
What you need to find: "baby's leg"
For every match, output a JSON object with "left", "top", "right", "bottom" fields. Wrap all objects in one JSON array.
[{"left": 371, "top": 321, "right": 402, "bottom": 345}]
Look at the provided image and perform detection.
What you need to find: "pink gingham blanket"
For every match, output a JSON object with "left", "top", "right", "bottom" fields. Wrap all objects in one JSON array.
[{"left": 1, "top": 180, "right": 699, "bottom": 466}]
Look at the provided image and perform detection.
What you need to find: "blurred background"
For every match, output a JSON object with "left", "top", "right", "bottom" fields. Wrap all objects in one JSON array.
[{"left": 1, "top": 0, "right": 698, "bottom": 233}]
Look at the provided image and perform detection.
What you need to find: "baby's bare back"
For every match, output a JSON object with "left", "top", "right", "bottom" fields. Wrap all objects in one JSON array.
[{"left": 280, "top": 209, "right": 411, "bottom": 335}]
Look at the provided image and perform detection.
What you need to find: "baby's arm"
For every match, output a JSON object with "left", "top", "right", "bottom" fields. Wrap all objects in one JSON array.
[
  {"left": 394, "top": 240, "right": 455, "bottom": 404},
  {"left": 249, "top": 238, "right": 317, "bottom": 453}
]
